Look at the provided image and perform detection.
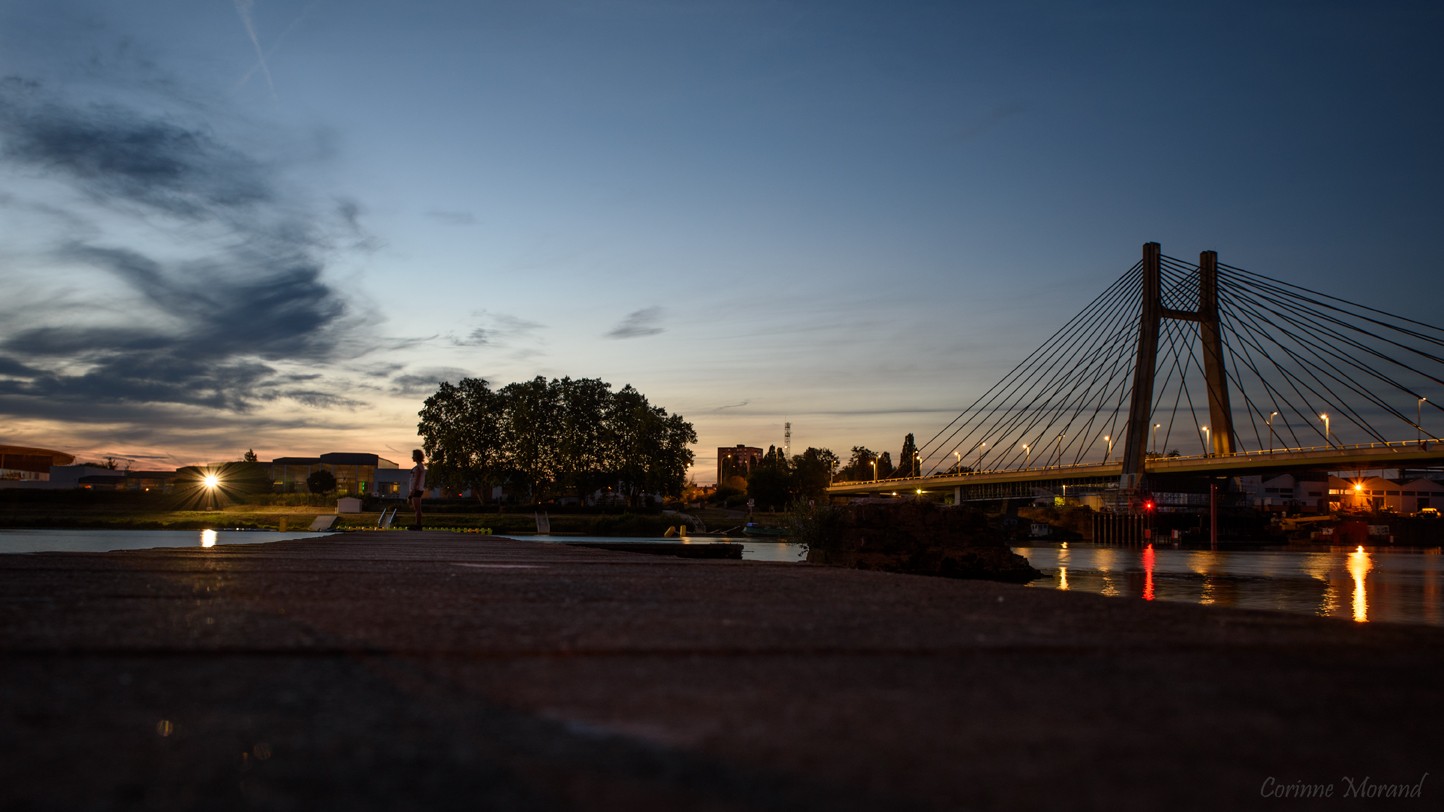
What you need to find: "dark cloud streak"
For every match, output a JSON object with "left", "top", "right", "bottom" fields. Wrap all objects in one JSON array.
[{"left": 0, "top": 73, "right": 368, "bottom": 420}]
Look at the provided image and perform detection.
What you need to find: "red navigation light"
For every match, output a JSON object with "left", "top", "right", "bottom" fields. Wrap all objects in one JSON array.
[{"left": 1143, "top": 499, "right": 1155, "bottom": 512}]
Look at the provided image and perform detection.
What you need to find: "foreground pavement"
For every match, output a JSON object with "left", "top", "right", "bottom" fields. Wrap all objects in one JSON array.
[{"left": 1, "top": 532, "right": 1440, "bottom": 811}]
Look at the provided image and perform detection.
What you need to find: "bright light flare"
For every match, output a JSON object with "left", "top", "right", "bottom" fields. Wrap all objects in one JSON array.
[{"left": 203, "top": 474, "right": 221, "bottom": 489}]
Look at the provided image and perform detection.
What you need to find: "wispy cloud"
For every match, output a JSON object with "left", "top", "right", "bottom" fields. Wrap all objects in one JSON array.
[
  {"left": 0, "top": 74, "right": 371, "bottom": 426},
  {"left": 450, "top": 312, "right": 545, "bottom": 348},
  {"left": 233, "top": 0, "right": 276, "bottom": 98},
  {"left": 425, "top": 209, "right": 478, "bottom": 226},
  {"left": 606, "top": 306, "right": 665, "bottom": 339}
]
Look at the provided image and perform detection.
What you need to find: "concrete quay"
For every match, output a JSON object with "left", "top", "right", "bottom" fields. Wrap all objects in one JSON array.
[{"left": 1, "top": 532, "right": 1440, "bottom": 811}]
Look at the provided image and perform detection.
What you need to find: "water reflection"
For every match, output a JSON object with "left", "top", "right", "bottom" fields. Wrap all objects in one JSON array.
[
  {"left": 1141, "top": 544, "right": 1155, "bottom": 601},
  {"left": 1014, "top": 544, "right": 1443, "bottom": 627},
  {"left": 200, "top": 529, "right": 217, "bottom": 548},
  {"left": 1348, "top": 546, "right": 1371, "bottom": 623}
]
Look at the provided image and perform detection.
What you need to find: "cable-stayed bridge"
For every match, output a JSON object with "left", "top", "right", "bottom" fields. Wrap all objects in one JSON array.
[{"left": 829, "top": 242, "right": 1444, "bottom": 504}]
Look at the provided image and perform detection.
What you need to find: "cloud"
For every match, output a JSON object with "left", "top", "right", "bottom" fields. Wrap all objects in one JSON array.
[
  {"left": 606, "top": 306, "right": 665, "bottom": 339},
  {"left": 0, "top": 78, "right": 272, "bottom": 220},
  {"left": 450, "top": 312, "right": 545, "bottom": 348},
  {"left": 391, "top": 368, "right": 479, "bottom": 397},
  {"left": 0, "top": 75, "right": 370, "bottom": 422},
  {"left": 425, "top": 209, "right": 478, "bottom": 226}
]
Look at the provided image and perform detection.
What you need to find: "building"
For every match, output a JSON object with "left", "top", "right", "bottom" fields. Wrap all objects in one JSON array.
[
  {"left": 270, "top": 452, "right": 399, "bottom": 495},
  {"left": 1327, "top": 475, "right": 1444, "bottom": 514},
  {"left": 716, "top": 444, "right": 763, "bottom": 484},
  {"left": 0, "top": 445, "right": 75, "bottom": 482}
]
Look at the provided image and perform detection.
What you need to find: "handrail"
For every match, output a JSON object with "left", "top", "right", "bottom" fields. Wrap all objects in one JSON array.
[{"left": 831, "top": 438, "right": 1442, "bottom": 487}]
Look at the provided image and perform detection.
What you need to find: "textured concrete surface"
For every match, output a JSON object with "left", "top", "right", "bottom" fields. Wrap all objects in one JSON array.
[{"left": 1, "top": 532, "right": 1441, "bottom": 811}]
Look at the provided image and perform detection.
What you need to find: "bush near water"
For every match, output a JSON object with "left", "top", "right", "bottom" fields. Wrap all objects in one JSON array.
[{"left": 790, "top": 500, "right": 1042, "bottom": 583}]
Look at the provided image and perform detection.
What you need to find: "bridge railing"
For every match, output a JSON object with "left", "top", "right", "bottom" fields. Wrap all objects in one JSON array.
[{"left": 831, "top": 439, "right": 1433, "bottom": 486}]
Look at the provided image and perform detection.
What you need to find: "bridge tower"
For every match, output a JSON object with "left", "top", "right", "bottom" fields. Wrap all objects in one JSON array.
[{"left": 1119, "top": 243, "right": 1236, "bottom": 492}]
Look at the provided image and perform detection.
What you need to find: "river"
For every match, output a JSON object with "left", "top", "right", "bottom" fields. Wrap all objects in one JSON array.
[
  {"left": 4, "top": 530, "right": 1440, "bottom": 627},
  {"left": 1014, "top": 543, "right": 1444, "bottom": 627}
]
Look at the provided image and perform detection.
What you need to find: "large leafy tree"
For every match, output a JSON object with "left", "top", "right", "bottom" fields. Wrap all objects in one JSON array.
[
  {"left": 790, "top": 447, "right": 839, "bottom": 500},
  {"left": 417, "top": 376, "right": 695, "bottom": 507},
  {"left": 417, "top": 378, "right": 504, "bottom": 503}
]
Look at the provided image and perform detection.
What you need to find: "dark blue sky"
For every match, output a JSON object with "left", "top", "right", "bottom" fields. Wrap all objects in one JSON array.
[{"left": 1, "top": 1, "right": 1441, "bottom": 477}]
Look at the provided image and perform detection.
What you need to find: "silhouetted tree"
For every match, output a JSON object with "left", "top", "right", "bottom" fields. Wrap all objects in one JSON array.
[
  {"left": 307, "top": 470, "right": 337, "bottom": 495},
  {"left": 898, "top": 433, "right": 918, "bottom": 476},
  {"left": 790, "top": 447, "right": 839, "bottom": 499},
  {"left": 746, "top": 445, "right": 791, "bottom": 511}
]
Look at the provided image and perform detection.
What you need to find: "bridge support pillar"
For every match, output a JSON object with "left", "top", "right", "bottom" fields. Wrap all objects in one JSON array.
[
  {"left": 1120, "top": 242, "right": 1161, "bottom": 493},
  {"left": 1199, "top": 251, "right": 1236, "bottom": 457}
]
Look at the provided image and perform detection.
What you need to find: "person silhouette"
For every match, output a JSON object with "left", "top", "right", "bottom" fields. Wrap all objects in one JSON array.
[{"left": 407, "top": 449, "right": 427, "bottom": 531}]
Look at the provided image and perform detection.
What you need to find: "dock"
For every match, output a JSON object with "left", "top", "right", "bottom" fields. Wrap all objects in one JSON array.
[{"left": 2, "top": 532, "right": 1440, "bottom": 810}]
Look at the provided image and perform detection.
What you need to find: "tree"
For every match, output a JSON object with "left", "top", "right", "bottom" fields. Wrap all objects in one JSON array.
[
  {"left": 839, "top": 446, "right": 876, "bottom": 482},
  {"left": 498, "top": 376, "right": 561, "bottom": 502},
  {"left": 746, "top": 445, "right": 791, "bottom": 511},
  {"left": 418, "top": 378, "right": 504, "bottom": 504},
  {"left": 790, "top": 447, "right": 839, "bottom": 500},
  {"left": 417, "top": 376, "right": 696, "bottom": 508},
  {"left": 306, "top": 469, "right": 337, "bottom": 495},
  {"left": 898, "top": 433, "right": 918, "bottom": 476},
  {"left": 877, "top": 451, "right": 895, "bottom": 479},
  {"left": 243, "top": 449, "right": 259, "bottom": 463}
]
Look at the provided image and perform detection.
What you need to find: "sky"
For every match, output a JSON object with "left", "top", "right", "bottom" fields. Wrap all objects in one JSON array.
[{"left": 1, "top": 0, "right": 1441, "bottom": 482}]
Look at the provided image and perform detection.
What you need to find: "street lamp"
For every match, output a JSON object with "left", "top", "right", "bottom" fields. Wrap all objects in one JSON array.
[
  {"left": 1055, "top": 433, "right": 1064, "bottom": 467},
  {"left": 1201, "top": 425, "right": 1210, "bottom": 456},
  {"left": 870, "top": 458, "right": 878, "bottom": 482},
  {"left": 1152, "top": 423, "right": 1161, "bottom": 455},
  {"left": 1320, "top": 413, "right": 1330, "bottom": 446},
  {"left": 976, "top": 442, "right": 987, "bottom": 471},
  {"left": 1103, "top": 435, "right": 1112, "bottom": 463},
  {"left": 914, "top": 451, "right": 920, "bottom": 478},
  {"left": 1022, "top": 443, "right": 1030, "bottom": 469},
  {"left": 1419, "top": 397, "right": 1428, "bottom": 448},
  {"left": 954, "top": 451, "right": 961, "bottom": 473},
  {"left": 1267, "top": 411, "right": 1279, "bottom": 454}
]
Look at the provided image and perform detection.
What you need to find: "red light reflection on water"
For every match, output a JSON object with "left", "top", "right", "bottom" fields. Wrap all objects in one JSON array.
[{"left": 1142, "top": 544, "right": 1156, "bottom": 601}]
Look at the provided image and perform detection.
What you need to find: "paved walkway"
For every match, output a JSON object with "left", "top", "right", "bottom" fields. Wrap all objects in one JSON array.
[{"left": 2, "top": 533, "right": 1440, "bottom": 810}]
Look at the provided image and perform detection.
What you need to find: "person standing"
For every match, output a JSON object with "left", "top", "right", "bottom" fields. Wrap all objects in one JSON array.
[{"left": 408, "top": 448, "right": 427, "bottom": 531}]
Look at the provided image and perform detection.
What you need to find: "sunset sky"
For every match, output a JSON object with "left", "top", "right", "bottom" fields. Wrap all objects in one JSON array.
[{"left": 2, "top": 1, "right": 1441, "bottom": 481}]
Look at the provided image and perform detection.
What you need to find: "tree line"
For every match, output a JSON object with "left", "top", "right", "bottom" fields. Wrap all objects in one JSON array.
[{"left": 417, "top": 376, "right": 696, "bottom": 507}]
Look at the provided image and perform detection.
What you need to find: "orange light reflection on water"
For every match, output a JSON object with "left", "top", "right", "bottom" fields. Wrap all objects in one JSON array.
[{"left": 1348, "top": 546, "right": 1372, "bottom": 623}]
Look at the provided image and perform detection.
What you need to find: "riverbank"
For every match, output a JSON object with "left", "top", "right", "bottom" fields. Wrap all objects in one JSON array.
[{"left": 2, "top": 532, "right": 1440, "bottom": 810}]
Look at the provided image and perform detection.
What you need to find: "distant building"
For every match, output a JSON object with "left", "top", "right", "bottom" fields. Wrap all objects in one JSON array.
[
  {"left": 270, "top": 452, "right": 399, "bottom": 495},
  {"left": 0, "top": 445, "right": 75, "bottom": 482},
  {"left": 717, "top": 444, "right": 763, "bottom": 484}
]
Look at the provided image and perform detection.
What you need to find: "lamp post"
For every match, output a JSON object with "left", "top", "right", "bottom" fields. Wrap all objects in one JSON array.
[
  {"left": 871, "top": 458, "right": 878, "bottom": 482},
  {"left": 1022, "top": 444, "right": 1030, "bottom": 469},
  {"left": 954, "top": 451, "right": 961, "bottom": 474},
  {"left": 1054, "top": 433, "right": 1064, "bottom": 467},
  {"left": 1103, "top": 435, "right": 1112, "bottom": 463},
  {"left": 1267, "top": 411, "right": 1278, "bottom": 454},
  {"left": 976, "top": 442, "right": 987, "bottom": 471},
  {"left": 913, "top": 452, "right": 920, "bottom": 478},
  {"left": 1419, "top": 397, "right": 1427, "bottom": 448},
  {"left": 1152, "top": 423, "right": 1161, "bottom": 455},
  {"left": 1320, "top": 413, "right": 1330, "bottom": 446},
  {"left": 1201, "top": 425, "right": 1210, "bottom": 457}
]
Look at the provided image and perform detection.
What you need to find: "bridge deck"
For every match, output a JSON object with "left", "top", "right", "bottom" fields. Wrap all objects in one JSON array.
[{"left": 829, "top": 442, "right": 1444, "bottom": 495}]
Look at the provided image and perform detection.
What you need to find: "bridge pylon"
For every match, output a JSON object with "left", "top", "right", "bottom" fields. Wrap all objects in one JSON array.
[{"left": 1119, "top": 243, "right": 1236, "bottom": 493}]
